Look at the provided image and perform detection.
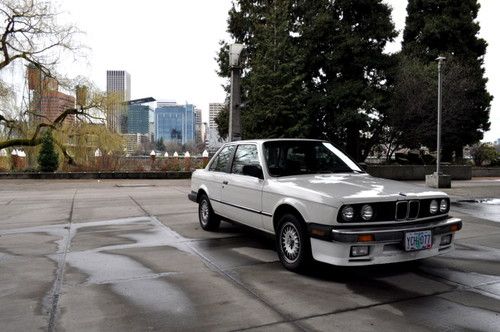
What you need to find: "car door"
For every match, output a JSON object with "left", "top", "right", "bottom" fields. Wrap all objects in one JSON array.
[
  {"left": 221, "top": 144, "right": 264, "bottom": 229},
  {"left": 205, "top": 145, "right": 235, "bottom": 216}
]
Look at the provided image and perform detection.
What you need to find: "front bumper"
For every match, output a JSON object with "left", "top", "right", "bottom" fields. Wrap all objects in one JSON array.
[{"left": 309, "top": 217, "right": 462, "bottom": 266}]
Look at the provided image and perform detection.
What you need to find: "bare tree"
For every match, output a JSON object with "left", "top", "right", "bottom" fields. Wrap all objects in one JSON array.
[
  {"left": 0, "top": 0, "right": 79, "bottom": 77},
  {"left": 0, "top": 1, "right": 116, "bottom": 165}
]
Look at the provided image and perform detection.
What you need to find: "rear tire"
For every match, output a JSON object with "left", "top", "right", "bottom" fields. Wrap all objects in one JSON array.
[
  {"left": 198, "top": 194, "right": 220, "bottom": 231},
  {"left": 276, "top": 213, "right": 311, "bottom": 272}
]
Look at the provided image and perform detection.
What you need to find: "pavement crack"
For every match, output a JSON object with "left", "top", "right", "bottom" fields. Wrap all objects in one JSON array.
[
  {"left": 129, "top": 195, "right": 151, "bottom": 216},
  {"left": 46, "top": 189, "right": 77, "bottom": 332},
  {"left": 5, "top": 198, "right": 14, "bottom": 205},
  {"left": 147, "top": 215, "right": 308, "bottom": 332}
]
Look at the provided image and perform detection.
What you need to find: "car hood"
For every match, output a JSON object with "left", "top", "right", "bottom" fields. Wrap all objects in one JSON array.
[{"left": 268, "top": 173, "right": 446, "bottom": 206}]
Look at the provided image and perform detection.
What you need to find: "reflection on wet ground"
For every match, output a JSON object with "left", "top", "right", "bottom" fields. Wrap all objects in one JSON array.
[
  {"left": 452, "top": 198, "right": 500, "bottom": 222},
  {"left": 1, "top": 180, "right": 500, "bottom": 331}
]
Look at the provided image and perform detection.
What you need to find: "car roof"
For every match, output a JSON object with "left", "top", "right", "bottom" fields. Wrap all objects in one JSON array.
[{"left": 225, "top": 138, "right": 326, "bottom": 144}]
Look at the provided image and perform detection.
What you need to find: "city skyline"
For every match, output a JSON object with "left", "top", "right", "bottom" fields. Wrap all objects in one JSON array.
[{"left": 55, "top": 0, "right": 499, "bottom": 142}]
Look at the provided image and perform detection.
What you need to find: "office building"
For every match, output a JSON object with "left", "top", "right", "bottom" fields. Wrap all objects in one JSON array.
[
  {"left": 208, "top": 102, "right": 226, "bottom": 152},
  {"left": 38, "top": 90, "right": 76, "bottom": 124},
  {"left": 155, "top": 103, "right": 195, "bottom": 145},
  {"left": 128, "top": 104, "right": 153, "bottom": 135},
  {"left": 209, "top": 103, "right": 224, "bottom": 130},
  {"left": 194, "top": 108, "right": 203, "bottom": 143},
  {"left": 106, "top": 70, "right": 131, "bottom": 133}
]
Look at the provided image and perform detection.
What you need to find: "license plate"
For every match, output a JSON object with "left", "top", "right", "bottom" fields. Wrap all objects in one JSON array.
[{"left": 405, "top": 230, "right": 432, "bottom": 251}]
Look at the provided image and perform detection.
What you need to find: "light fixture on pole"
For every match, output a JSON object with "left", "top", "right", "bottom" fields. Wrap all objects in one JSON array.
[
  {"left": 426, "top": 56, "right": 451, "bottom": 188},
  {"left": 228, "top": 43, "right": 245, "bottom": 142}
]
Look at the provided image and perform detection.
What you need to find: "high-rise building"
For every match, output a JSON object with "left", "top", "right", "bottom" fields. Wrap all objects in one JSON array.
[
  {"left": 155, "top": 103, "right": 195, "bottom": 145},
  {"left": 106, "top": 70, "right": 131, "bottom": 133},
  {"left": 27, "top": 66, "right": 75, "bottom": 125},
  {"left": 209, "top": 103, "right": 224, "bottom": 130},
  {"left": 128, "top": 105, "right": 153, "bottom": 135},
  {"left": 39, "top": 91, "right": 76, "bottom": 124},
  {"left": 208, "top": 102, "right": 226, "bottom": 152},
  {"left": 194, "top": 108, "right": 203, "bottom": 142}
]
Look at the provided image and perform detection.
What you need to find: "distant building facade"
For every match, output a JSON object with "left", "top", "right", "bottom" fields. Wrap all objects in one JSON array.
[
  {"left": 106, "top": 70, "right": 131, "bottom": 133},
  {"left": 194, "top": 108, "right": 203, "bottom": 143},
  {"left": 208, "top": 102, "right": 226, "bottom": 152},
  {"left": 155, "top": 103, "right": 195, "bottom": 145},
  {"left": 123, "top": 133, "right": 150, "bottom": 155},
  {"left": 128, "top": 105, "right": 153, "bottom": 135},
  {"left": 38, "top": 90, "right": 76, "bottom": 125}
]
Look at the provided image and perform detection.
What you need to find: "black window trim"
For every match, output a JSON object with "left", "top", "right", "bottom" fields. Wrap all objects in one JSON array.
[{"left": 208, "top": 144, "right": 237, "bottom": 173}]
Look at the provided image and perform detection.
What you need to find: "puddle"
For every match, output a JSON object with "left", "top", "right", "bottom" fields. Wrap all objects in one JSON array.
[
  {"left": 452, "top": 198, "right": 500, "bottom": 222},
  {"left": 115, "top": 184, "right": 156, "bottom": 188},
  {"left": 2, "top": 216, "right": 196, "bottom": 317}
]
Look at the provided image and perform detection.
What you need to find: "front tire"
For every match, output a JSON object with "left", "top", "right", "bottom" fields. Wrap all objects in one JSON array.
[
  {"left": 198, "top": 194, "right": 220, "bottom": 231},
  {"left": 276, "top": 214, "right": 311, "bottom": 272}
]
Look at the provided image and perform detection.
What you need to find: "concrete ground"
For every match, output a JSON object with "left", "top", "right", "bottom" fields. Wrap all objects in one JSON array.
[{"left": 0, "top": 178, "right": 499, "bottom": 331}]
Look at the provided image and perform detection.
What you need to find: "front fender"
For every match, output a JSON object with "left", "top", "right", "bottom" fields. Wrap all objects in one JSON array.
[{"left": 271, "top": 197, "right": 337, "bottom": 226}]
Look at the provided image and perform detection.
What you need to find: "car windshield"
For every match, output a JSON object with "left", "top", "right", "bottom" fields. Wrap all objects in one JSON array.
[{"left": 263, "top": 141, "right": 363, "bottom": 177}]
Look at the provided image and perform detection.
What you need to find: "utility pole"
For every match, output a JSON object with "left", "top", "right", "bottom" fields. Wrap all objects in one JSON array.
[
  {"left": 426, "top": 56, "right": 451, "bottom": 188},
  {"left": 436, "top": 56, "right": 445, "bottom": 175},
  {"left": 228, "top": 44, "right": 244, "bottom": 142}
]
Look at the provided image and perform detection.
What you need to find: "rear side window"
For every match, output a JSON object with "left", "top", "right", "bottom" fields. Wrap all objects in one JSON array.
[
  {"left": 209, "top": 146, "right": 235, "bottom": 172},
  {"left": 231, "top": 144, "right": 260, "bottom": 174}
]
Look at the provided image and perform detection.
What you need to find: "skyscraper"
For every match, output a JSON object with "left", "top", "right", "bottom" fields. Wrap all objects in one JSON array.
[
  {"left": 208, "top": 103, "right": 226, "bottom": 152},
  {"left": 155, "top": 103, "right": 195, "bottom": 145},
  {"left": 209, "top": 103, "right": 224, "bottom": 130},
  {"left": 128, "top": 104, "right": 153, "bottom": 135},
  {"left": 194, "top": 108, "right": 202, "bottom": 142},
  {"left": 106, "top": 70, "right": 131, "bottom": 133}
]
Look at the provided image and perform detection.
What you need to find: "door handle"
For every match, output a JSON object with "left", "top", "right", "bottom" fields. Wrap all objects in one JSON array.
[{"left": 222, "top": 180, "right": 229, "bottom": 185}]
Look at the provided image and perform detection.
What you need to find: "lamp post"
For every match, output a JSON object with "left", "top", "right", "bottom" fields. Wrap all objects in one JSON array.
[
  {"left": 436, "top": 56, "right": 445, "bottom": 175},
  {"left": 229, "top": 43, "right": 245, "bottom": 142},
  {"left": 426, "top": 56, "right": 451, "bottom": 188}
]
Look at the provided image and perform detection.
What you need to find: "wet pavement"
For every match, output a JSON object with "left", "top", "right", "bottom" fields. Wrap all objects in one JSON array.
[{"left": 1, "top": 179, "right": 500, "bottom": 331}]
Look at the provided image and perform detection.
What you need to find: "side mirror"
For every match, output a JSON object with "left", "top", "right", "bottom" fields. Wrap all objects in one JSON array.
[{"left": 242, "top": 164, "right": 264, "bottom": 179}]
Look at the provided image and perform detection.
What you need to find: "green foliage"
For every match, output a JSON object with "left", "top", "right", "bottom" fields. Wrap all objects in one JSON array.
[
  {"left": 155, "top": 138, "right": 165, "bottom": 152},
  {"left": 398, "top": 0, "right": 492, "bottom": 161},
  {"left": 216, "top": 0, "right": 397, "bottom": 161},
  {"left": 37, "top": 130, "right": 59, "bottom": 172},
  {"left": 470, "top": 143, "right": 498, "bottom": 166}
]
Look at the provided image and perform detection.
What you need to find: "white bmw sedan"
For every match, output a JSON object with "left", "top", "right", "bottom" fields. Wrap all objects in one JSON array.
[{"left": 188, "top": 139, "right": 462, "bottom": 271}]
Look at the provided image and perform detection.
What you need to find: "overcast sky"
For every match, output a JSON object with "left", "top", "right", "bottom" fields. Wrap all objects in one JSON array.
[{"left": 55, "top": 0, "right": 498, "bottom": 142}]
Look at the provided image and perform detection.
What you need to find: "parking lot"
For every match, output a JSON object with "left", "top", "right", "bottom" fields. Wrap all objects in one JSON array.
[{"left": 1, "top": 179, "right": 500, "bottom": 331}]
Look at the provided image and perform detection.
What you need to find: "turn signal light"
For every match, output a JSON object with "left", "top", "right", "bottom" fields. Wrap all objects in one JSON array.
[
  {"left": 450, "top": 224, "right": 461, "bottom": 232},
  {"left": 357, "top": 234, "right": 374, "bottom": 242}
]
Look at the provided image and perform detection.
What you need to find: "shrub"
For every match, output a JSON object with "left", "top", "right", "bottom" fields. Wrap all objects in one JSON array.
[{"left": 37, "top": 130, "right": 59, "bottom": 172}]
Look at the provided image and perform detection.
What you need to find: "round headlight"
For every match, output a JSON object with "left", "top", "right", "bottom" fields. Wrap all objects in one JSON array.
[
  {"left": 439, "top": 199, "right": 448, "bottom": 213},
  {"left": 361, "top": 205, "right": 373, "bottom": 221},
  {"left": 429, "top": 200, "right": 438, "bottom": 214},
  {"left": 341, "top": 205, "right": 354, "bottom": 221}
]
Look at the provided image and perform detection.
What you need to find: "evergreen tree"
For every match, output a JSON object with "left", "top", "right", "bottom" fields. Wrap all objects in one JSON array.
[
  {"left": 298, "top": 0, "right": 397, "bottom": 161},
  {"left": 216, "top": 0, "right": 397, "bottom": 161},
  {"left": 155, "top": 138, "right": 164, "bottom": 152},
  {"left": 216, "top": 0, "right": 309, "bottom": 140},
  {"left": 37, "top": 130, "right": 59, "bottom": 172},
  {"left": 399, "top": 0, "right": 491, "bottom": 161}
]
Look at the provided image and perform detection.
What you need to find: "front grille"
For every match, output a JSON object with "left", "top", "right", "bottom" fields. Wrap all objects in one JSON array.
[
  {"left": 337, "top": 198, "right": 448, "bottom": 223},
  {"left": 396, "top": 200, "right": 420, "bottom": 220},
  {"left": 396, "top": 201, "right": 408, "bottom": 220},
  {"left": 409, "top": 200, "right": 420, "bottom": 219}
]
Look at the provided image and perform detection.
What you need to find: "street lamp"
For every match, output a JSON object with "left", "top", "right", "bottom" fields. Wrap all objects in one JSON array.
[
  {"left": 426, "top": 56, "right": 451, "bottom": 188},
  {"left": 229, "top": 43, "right": 245, "bottom": 142},
  {"left": 436, "top": 56, "right": 445, "bottom": 175}
]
